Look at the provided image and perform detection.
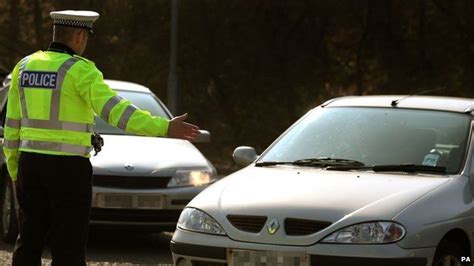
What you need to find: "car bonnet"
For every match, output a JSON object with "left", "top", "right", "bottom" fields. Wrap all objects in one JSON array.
[{"left": 188, "top": 166, "right": 450, "bottom": 246}]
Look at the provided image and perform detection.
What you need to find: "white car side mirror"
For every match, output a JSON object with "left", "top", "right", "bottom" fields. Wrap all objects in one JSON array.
[
  {"left": 233, "top": 146, "right": 259, "bottom": 166},
  {"left": 191, "top": 130, "right": 211, "bottom": 143}
]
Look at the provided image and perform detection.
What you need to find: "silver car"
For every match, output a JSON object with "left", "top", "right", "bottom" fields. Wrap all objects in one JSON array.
[
  {"left": 171, "top": 96, "right": 471, "bottom": 266},
  {"left": 0, "top": 77, "right": 217, "bottom": 243}
]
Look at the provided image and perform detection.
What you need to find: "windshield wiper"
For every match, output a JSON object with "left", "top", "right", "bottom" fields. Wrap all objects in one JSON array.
[
  {"left": 326, "top": 165, "right": 370, "bottom": 171},
  {"left": 256, "top": 157, "right": 365, "bottom": 168},
  {"left": 255, "top": 161, "right": 295, "bottom": 167},
  {"left": 372, "top": 164, "right": 446, "bottom": 174},
  {"left": 327, "top": 164, "right": 446, "bottom": 174},
  {"left": 293, "top": 157, "right": 365, "bottom": 167},
  {"left": 256, "top": 159, "right": 445, "bottom": 174}
]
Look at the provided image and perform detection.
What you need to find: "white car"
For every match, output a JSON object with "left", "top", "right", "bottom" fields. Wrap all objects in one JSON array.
[
  {"left": 0, "top": 78, "right": 217, "bottom": 243},
  {"left": 171, "top": 96, "right": 471, "bottom": 266}
]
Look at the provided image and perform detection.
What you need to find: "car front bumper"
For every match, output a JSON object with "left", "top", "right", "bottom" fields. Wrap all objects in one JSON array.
[
  {"left": 170, "top": 228, "right": 435, "bottom": 266},
  {"left": 89, "top": 185, "right": 206, "bottom": 228}
]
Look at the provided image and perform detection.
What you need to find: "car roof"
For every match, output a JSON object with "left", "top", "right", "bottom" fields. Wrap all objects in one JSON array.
[
  {"left": 323, "top": 95, "right": 474, "bottom": 114},
  {"left": 104, "top": 79, "right": 151, "bottom": 93}
]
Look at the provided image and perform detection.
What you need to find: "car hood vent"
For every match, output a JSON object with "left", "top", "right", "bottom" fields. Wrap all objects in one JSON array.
[
  {"left": 284, "top": 218, "right": 331, "bottom": 236},
  {"left": 227, "top": 215, "right": 267, "bottom": 233}
]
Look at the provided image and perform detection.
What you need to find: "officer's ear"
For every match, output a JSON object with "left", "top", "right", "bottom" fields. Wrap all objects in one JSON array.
[
  {"left": 78, "top": 29, "right": 89, "bottom": 42},
  {"left": 70, "top": 29, "right": 85, "bottom": 45},
  {"left": 69, "top": 29, "right": 79, "bottom": 45}
]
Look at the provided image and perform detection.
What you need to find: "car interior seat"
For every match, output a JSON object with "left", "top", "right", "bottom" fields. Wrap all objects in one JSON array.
[
  {"left": 397, "top": 128, "right": 437, "bottom": 165},
  {"left": 446, "top": 147, "right": 464, "bottom": 173}
]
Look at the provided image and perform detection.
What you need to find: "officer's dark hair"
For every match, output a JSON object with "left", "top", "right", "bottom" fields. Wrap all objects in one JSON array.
[{"left": 53, "top": 25, "right": 81, "bottom": 43}]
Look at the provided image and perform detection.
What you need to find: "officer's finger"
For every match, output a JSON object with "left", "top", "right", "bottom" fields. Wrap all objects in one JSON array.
[
  {"left": 183, "top": 128, "right": 200, "bottom": 136},
  {"left": 182, "top": 122, "right": 199, "bottom": 131},
  {"left": 181, "top": 132, "right": 199, "bottom": 140},
  {"left": 183, "top": 134, "right": 199, "bottom": 141},
  {"left": 187, "top": 130, "right": 200, "bottom": 138},
  {"left": 188, "top": 129, "right": 201, "bottom": 137}
]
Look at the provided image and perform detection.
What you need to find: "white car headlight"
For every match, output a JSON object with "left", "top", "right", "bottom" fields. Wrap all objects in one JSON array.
[
  {"left": 321, "top": 221, "right": 405, "bottom": 244},
  {"left": 177, "top": 208, "right": 226, "bottom": 235},
  {"left": 167, "top": 169, "right": 216, "bottom": 187}
]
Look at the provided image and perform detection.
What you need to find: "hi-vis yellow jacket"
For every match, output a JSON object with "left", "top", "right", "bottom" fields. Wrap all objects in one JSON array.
[{"left": 4, "top": 51, "right": 169, "bottom": 181}]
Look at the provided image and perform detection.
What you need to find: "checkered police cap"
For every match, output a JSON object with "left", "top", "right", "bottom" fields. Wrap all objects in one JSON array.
[{"left": 50, "top": 10, "right": 99, "bottom": 33}]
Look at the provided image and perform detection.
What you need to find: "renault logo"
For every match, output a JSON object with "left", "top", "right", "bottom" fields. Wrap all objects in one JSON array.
[
  {"left": 266, "top": 219, "right": 280, "bottom": 235},
  {"left": 124, "top": 163, "right": 134, "bottom": 171}
]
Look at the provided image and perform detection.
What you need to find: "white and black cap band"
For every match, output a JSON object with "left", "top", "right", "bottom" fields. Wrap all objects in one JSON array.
[
  {"left": 50, "top": 10, "right": 99, "bottom": 33},
  {"left": 53, "top": 19, "right": 94, "bottom": 30}
]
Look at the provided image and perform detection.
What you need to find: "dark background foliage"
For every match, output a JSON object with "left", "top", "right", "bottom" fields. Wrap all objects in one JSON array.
[{"left": 0, "top": 0, "right": 473, "bottom": 174}]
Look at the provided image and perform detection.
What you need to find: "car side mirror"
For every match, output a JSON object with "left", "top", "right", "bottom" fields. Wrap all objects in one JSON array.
[
  {"left": 191, "top": 130, "right": 211, "bottom": 143},
  {"left": 233, "top": 146, "right": 259, "bottom": 166},
  {"left": 1, "top": 73, "right": 11, "bottom": 89}
]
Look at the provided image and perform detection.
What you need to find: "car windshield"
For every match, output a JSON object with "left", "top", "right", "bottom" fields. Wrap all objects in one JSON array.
[
  {"left": 259, "top": 107, "right": 470, "bottom": 174},
  {"left": 94, "top": 90, "right": 171, "bottom": 135}
]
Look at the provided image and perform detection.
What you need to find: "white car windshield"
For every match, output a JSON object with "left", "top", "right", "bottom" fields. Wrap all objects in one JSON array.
[
  {"left": 94, "top": 90, "right": 171, "bottom": 135},
  {"left": 259, "top": 107, "right": 470, "bottom": 174}
]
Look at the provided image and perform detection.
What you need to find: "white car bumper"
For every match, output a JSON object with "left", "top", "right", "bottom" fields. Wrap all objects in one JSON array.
[
  {"left": 89, "top": 185, "right": 206, "bottom": 228},
  {"left": 171, "top": 228, "right": 435, "bottom": 266}
]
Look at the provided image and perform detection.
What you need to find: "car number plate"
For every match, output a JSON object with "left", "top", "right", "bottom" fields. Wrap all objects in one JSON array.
[
  {"left": 228, "top": 249, "right": 309, "bottom": 266},
  {"left": 94, "top": 193, "right": 165, "bottom": 209}
]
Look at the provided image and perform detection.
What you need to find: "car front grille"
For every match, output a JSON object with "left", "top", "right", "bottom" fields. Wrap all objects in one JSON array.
[
  {"left": 93, "top": 175, "right": 172, "bottom": 189},
  {"left": 284, "top": 218, "right": 331, "bottom": 236},
  {"left": 91, "top": 208, "right": 182, "bottom": 223},
  {"left": 227, "top": 215, "right": 267, "bottom": 233}
]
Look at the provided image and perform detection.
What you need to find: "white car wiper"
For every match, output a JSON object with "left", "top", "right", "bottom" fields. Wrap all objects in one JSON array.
[
  {"left": 255, "top": 157, "right": 365, "bottom": 168},
  {"left": 254, "top": 161, "right": 297, "bottom": 167},
  {"left": 372, "top": 164, "right": 446, "bottom": 174},
  {"left": 327, "top": 163, "right": 446, "bottom": 174},
  {"left": 293, "top": 157, "right": 365, "bottom": 167}
]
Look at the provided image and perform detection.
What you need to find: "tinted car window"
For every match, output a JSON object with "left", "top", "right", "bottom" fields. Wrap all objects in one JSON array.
[
  {"left": 260, "top": 107, "right": 470, "bottom": 174},
  {"left": 95, "top": 90, "right": 170, "bottom": 135}
]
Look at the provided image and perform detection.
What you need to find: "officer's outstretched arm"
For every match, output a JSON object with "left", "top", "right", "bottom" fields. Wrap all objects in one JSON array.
[{"left": 75, "top": 61, "right": 199, "bottom": 140}]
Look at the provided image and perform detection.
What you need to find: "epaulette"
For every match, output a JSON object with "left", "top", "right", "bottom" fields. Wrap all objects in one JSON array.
[
  {"left": 19, "top": 50, "right": 42, "bottom": 64},
  {"left": 73, "top": 55, "right": 95, "bottom": 65}
]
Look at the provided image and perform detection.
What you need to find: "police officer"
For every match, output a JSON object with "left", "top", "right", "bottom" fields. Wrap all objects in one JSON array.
[{"left": 3, "top": 10, "right": 200, "bottom": 266}]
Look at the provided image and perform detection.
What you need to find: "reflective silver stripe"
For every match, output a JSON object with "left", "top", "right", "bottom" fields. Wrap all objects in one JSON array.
[
  {"left": 3, "top": 140, "right": 20, "bottom": 149},
  {"left": 50, "top": 57, "right": 79, "bottom": 121},
  {"left": 100, "top": 96, "right": 123, "bottom": 123},
  {"left": 5, "top": 118, "right": 20, "bottom": 129},
  {"left": 117, "top": 104, "right": 138, "bottom": 130},
  {"left": 20, "top": 140, "right": 92, "bottom": 156},
  {"left": 18, "top": 57, "right": 31, "bottom": 119},
  {"left": 21, "top": 118, "right": 93, "bottom": 132}
]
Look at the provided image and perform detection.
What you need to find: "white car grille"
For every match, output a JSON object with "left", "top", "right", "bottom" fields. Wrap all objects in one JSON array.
[{"left": 227, "top": 215, "right": 332, "bottom": 236}]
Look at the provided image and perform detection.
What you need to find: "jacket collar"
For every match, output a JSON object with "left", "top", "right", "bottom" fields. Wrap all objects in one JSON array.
[{"left": 47, "top": 42, "right": 76, "bottom": 56}]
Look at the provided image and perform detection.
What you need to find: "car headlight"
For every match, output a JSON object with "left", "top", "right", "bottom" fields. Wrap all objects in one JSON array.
[
  {"left": 321, "top": 221, "right": 405, "bottom": 244},
  {"left": 177, "top": 207, "right": 226, "bottom": 235},
  {"left": 167, "top": 169, "right": 216, "bottom": 187}
]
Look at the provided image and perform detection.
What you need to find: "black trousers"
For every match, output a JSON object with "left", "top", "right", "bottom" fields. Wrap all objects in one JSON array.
[{"left": 12, "top": 152, "right": 92, "bottom": 266}]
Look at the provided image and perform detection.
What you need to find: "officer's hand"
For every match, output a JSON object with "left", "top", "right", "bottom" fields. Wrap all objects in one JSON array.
[{"left": 168, "top": 113, "right": 200, "bottom": 141}]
